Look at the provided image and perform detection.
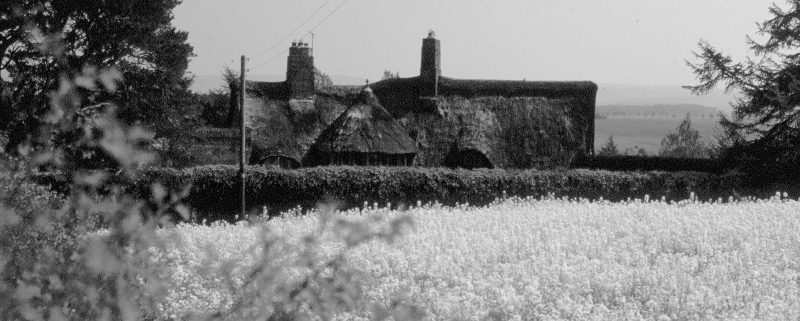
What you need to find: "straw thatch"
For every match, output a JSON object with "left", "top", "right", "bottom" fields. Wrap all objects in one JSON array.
[{"left": 304, "top": 88, "right": 417, "bottom": 166}]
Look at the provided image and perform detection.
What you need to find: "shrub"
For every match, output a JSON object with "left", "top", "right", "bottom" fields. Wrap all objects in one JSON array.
[
  {"left": 3, "top": 60, "right": 420, "bottom": 321},
  {"left": 0, "top": 157, "right": 79, "bottom": 300},
  {"left": 1, "top": 65, "right": 180, "bottom": 319}
]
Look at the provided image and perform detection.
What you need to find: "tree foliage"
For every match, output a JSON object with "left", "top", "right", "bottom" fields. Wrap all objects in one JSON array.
[
  {"left": 659, "top": 114, "right": 709, "bottom": 158},
  {"left": 684, "top": 0, "right": 800, "bottom": 173},
  {"left": 197, "top": 66, "right": 242, "bottom": 129},
  {"left": 624, "top": 146, "right": 648, "bottom": 156},
  {"left": 314, "top": 67, "right": 332, "bottom": 91},
  {"left": 198, "top": 89, "right": 230, "bottom": 128},
  {"left": 0, "top": 0, "right": 195, "bottom": 153},
  {"left": 382, "top": 69, "right": 400, "bottom": 80},
  {"left": 215, "top": 65, "right": 239, "bottom": 128},
  {"left": 597, "top": 135, "right": 620, "bottom": 156}
]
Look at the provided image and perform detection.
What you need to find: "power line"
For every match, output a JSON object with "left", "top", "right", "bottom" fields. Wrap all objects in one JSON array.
[
  {"left": 250, "top": 0, "right": 333, "bottom": 60},
  {"left": 306, "top": 0, "right": 349, "bottom": 35},
  {"left": 251, "top": 47, "right": 290, "bottom": 71},
  {"left": 251, "top": 0, "right": 349, "bottom": 71}
]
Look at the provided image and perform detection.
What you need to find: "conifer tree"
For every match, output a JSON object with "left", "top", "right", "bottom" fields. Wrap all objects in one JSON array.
[
  {"left": 598, "top": 135, "right": 620, "bottom": 156},
  {"left": 685, "top": 0, "right": 800, "bottom": 172}
]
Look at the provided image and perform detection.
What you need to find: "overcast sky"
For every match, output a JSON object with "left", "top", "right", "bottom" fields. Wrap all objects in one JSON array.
[{"left": 173, "top": 0, "right": 779, "bottom": 86}]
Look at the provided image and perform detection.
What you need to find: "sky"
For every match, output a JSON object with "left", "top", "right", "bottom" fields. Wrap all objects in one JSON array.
[{"left": 173, "top": 0, "right": 780, "bottom": 87}]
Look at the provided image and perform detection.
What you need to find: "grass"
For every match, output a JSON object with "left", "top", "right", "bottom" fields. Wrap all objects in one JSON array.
[{"left": 142, "top": 193, "right": 800, "bottom": 320}]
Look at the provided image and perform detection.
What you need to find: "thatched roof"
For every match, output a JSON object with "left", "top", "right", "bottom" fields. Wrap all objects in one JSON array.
[
  {"left": 310, "top": 88, "right": 417, "bottom": 155},
  {"left": 437, "top": 77, "right": 598, "bottom": 101}
]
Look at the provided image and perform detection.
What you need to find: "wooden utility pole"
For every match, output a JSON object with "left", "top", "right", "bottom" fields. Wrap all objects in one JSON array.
[{"left": 239, "top": 55, "right": 246, "bottom": 219}]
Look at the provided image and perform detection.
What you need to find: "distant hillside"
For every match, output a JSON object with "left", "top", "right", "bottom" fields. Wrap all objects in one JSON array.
[
  {"left": 597, "top": 104, "right": 723, "bottom": 118},
  {"left": 595, "top": 83, "right": 738, "bottom": 113},
  {"left": 189, "top": 74, "right": 367, "bottom": 93}
]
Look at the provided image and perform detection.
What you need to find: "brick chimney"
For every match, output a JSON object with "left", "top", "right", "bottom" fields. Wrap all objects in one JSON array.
[
  {"left": 419, "top": 30, "right": 441, "bottom": 98},
  {"left": 286, "top": 41, "right": 315, "bottom": 99}
]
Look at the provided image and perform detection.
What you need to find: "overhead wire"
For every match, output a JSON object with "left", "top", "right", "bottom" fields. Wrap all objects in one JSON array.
[
  {"left": 305, "top": 0, "right": 349, "bottom": 36},
  {"left": 250, "top": 0, "right": 333, "bottom": 60},
  {"left": 250, "top": 0, "right": 349, "bottom": 71},
  {"left": 251, "top": 47, "right": 290, "bottom": 71}
]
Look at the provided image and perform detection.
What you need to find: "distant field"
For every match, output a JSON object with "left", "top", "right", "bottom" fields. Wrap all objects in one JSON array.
[{"left": 595, "top": 117, "right": 720, "bottom": 155}]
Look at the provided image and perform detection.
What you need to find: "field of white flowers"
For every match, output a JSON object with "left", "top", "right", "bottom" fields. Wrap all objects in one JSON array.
[{"left": 147, "top": 194, "right": 800, "bottom": 320}]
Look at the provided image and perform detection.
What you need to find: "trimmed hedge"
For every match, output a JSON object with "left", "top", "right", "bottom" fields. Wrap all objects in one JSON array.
[
  {"left": 132, "top": 166, "right": 755, "bottom": 220},
  {"left": 572, "top": 155, "right": 728, "bottom": 174},
  {"left": 39, "top": 165, "right": 791, "bottom": 222}
]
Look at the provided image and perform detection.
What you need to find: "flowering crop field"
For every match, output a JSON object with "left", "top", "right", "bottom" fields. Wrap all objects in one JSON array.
[{"left": 149, "top": 194, "right": 800, "bottom": 320}]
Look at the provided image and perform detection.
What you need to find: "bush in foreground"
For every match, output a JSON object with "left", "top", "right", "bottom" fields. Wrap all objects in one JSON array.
[{"left": 2, "top": 59, "right": 419, "bottom": 320}]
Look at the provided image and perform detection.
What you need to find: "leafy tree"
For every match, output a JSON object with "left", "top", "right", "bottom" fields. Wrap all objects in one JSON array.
[
  {"left": 684, "top": 1, "right": 800, "bottom": 174},
  {"left": 217, "top": 65, "right": 241, "bottom": 127},
  {"left": 0, "top": 0, "right": 194, "bottom": 154},
  {"left": 598, "top": 135, "right": 620, "bottom": 156},
  {"left": 659, "top": 113, "right": 709, "bottom": 158},
  {"left": 382, "top": 69, "right": 400, "bottom": 80},
  {"left": 314, "top": 67, "right": 332, "bottom": 91},
  {"left": 198, "top": 89, "right": 230, "bottom": 128},
  {"left": 197, "top": 66, "right": 241, "bottom": 128},
  {"left": 624, "top": 146, "right": 648, "bottom": 156}
]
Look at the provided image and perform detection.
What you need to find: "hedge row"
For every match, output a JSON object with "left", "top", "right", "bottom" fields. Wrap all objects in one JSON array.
[
  {"left": 136, "top": 166, "right": 758, "bottom": 220},
  {"left": 571, "top": 155, "right": 728, "bottom": 174},
  {"left": 34, "top": 165, "right": 767, "bottom": 221}
]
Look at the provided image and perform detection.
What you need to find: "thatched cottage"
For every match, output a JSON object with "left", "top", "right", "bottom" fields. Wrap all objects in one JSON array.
[
  {"left": 233, "top": 32, "right": 597, "bottom": 169},
  {"left": 304, "top": 88, "right": 417, "bottom": 166}
]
